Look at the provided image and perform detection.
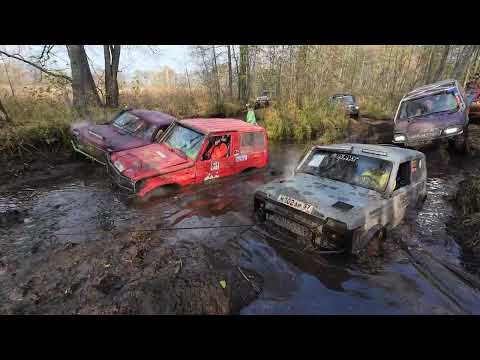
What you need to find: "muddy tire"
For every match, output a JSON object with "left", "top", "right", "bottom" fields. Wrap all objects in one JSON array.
[
  {"left": 365, "top": 230, "right": 385, "bottom": 257},
  {"left": 416, "top": 194, "right": 427, "bottom": 210},
  {"left": 454, "top": 127, "right": 470, "bottom": 154}
]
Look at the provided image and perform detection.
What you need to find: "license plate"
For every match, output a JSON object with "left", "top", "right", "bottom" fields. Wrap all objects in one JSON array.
[
  {"left": 266, "top": 213, "right": 311, "bottom": 238},
  {"left": 277, "top": 194, "right": 314, "bottom": 214}
]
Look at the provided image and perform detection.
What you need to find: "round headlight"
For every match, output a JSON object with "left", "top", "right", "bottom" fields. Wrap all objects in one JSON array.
[{"left": 443, "top": 127, "right": 461, "bottom": 135}]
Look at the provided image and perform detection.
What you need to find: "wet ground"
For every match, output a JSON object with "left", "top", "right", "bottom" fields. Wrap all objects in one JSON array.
[{"left": 2, "top": 118, "right": 480, "bottom": 314}]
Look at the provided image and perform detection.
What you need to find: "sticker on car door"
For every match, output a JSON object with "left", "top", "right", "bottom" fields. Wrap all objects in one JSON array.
[{"left": 211, "top": 161, "right": 220, "bottom": 171}]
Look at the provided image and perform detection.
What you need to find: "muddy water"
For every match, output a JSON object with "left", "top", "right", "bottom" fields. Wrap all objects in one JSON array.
[{"left": 2, "top": 127, "right": 480, "bottom": 314}]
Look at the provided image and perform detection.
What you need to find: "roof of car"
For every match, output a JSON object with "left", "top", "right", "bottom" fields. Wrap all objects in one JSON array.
[
  {"left": 332, "top": 93, "right": 354, "bottom": 96},
  {"left": 314, "top": 143, "right": 423, "bottom": 163},
  {"left": 403, "top": 79, "right": 458, "bottom": 101},
  {"left": 129, "top": 109, "right": 177, "bottom": 127},
  {"left": 179, "top": 118, "right": 264, "bottom": 133}
]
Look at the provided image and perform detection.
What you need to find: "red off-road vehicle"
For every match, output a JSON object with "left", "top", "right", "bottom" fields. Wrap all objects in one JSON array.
[{"left": 107, "top": 118, "right": 269, "bottom": 197}]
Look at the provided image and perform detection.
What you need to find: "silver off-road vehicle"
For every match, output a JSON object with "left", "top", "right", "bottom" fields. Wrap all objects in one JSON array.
[{"left": 254, "top": 143, "right": 427, "bottom": 256}]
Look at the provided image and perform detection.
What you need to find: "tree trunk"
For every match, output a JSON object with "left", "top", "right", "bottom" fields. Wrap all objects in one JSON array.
[
  {"left": 212, "top": 45, "right": 222, "bottom": 108},
  {"left": 452, "top": 46, "right": 475, "bottom": 81},
  {"left": 239, "top": 45, "right": 248, "bottom": 104},
  {"left": 66, "top": 45, "right": 102, "bottom": 116},
  {"left": 434, "top": 45, "right": 450, "bottom": 81},
  {"left": 227, "top": 45, "right": 233, "bottom": 100},
  {"left": 104, "top": 45, "right": 121, "bottom": 108},
  {"left": 0, "top": 98, "right": 11, "bottom": 123}
]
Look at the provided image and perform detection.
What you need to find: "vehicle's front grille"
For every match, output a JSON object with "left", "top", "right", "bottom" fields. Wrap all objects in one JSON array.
[
  {"left": 257, "top": 196, "right": 346, "bottom": 250},
  {"left": 408, "top": 128, "right": 442, "bottom": 142},
  {"left": 107, "top": 160, "right": 136, "bottom": 193}
]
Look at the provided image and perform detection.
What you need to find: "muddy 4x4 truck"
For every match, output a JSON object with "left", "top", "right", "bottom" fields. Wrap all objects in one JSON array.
[
  {"left": 254, "top": 143, "right": 426, "bottom": 256},
  {"left": 254, "top": 90, "right": 272, "bottom": 109},
  {"left": 330, "top": 93, "right": 360, "bottom": 119},
  {"left": 108, "top": 118, "right": 268, "bottom": 197},
  {"left": 392, "top": 79, "right": 470, "bottom": 152},
  {"left": 71, "top": 109, "right": 176, "bottom": 165}
]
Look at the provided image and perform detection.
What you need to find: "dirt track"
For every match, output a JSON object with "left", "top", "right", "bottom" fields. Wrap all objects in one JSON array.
[{"left": 2, "top": 118, "right": 480, "bottom": 314}]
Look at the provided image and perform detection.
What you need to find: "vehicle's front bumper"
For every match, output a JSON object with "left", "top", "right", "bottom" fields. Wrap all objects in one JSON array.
[
  {"left": 393, "top": 129, "right": 464, "bottom": 147},
  {"left": 106, "top": 157, "right": 137, "bottom": 193},
  {"left": 71, "top": 138, "right": 107, "bottom": 165},
  {"left": 254, "top": 193, "right": 353, "bottom": 252}
]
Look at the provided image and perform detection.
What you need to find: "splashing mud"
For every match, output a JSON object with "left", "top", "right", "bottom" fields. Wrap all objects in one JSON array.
[{"left": 1, "top": 119, "right": 480, "bottom": 314}]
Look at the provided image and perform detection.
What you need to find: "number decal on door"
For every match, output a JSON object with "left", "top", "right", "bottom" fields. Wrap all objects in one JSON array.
[{"left": 211, "top": 161, "right": 220, "bottom": 171}]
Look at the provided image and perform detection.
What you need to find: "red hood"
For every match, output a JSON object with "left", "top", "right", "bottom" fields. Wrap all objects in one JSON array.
[{"left": 110, "top": 143, "right": 194, "bottom": 181}]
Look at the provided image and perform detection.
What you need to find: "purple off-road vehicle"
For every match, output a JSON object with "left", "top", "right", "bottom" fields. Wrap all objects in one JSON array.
[
  {"left": 393, "top": 79, "right": 470, "bottom": 153},
  {"left": 71, "top": 109, "right": 176, "bottom": 165}
]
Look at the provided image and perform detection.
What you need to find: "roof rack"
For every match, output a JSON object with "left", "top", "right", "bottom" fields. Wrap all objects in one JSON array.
[
  {"left": 361, "top": 148, "right": 388, "bottom": 156},
  {"left": 404, "top": 79, "right": 458, "bottom": 101},
  {"left": 316, "top": 145, "right": 353, "bottom": 153}
]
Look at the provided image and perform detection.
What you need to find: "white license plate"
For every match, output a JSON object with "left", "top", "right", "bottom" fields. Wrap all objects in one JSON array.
[
  {"left": 266, "top": 213, "right": 311, "bottom": 238},
  {"left": 277, "top": 194, "right": 314, "bottom": 214}
]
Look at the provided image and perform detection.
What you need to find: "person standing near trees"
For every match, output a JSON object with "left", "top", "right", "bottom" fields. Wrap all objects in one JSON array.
[{"left": 245, "top": 104, "right": 257, "bottom": 125}]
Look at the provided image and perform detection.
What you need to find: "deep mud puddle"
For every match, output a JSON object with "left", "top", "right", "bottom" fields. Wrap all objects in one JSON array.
[{"left": 2, "top": 131, "right": 480, "bottom": 314}]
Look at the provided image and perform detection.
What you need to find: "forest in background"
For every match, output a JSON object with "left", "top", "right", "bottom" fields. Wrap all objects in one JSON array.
[{"left": 0, "top": 45, "right": 479, "bottom": 158}]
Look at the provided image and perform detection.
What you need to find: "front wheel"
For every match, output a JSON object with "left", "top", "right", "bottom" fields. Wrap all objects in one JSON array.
[
  {"left": 365, "top": 230, "right": 386, "bottom": 257},
  {"left": 454, "top": 128, "right": 470, "bottom": 154}
]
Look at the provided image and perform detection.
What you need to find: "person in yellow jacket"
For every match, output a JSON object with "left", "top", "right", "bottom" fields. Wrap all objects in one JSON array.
[{"left": 359, "top": 167, "right": 390, "bottom": 190}]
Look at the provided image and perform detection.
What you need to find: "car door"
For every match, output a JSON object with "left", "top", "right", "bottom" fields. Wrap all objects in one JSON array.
[
  {"left": 235, "top": 131, "right": 267, "bottom": 173},
  {"left": 390, "top": 160, "right": 415, "bottom": 227},
  {"left": 195, "top": 132, "right": 237, "bottom": 183}
]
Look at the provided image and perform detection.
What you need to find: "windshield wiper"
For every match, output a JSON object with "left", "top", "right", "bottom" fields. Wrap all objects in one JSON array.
[{"left": 406, "top": 108, "right": 458, "bottom": 120}]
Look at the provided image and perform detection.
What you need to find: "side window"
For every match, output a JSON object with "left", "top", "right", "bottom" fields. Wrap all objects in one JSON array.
[
  {"left": 202, "top": 135, "right": 231, "bottom": 161},
  {"left": 394, "top": 161, "right": 411, "bottom": 191},
  {"left": 410, "top": 157, "right": 423, "bottom": 183},
  {"left": 240, "top": 132, "right": 265, "bottom": 153}
]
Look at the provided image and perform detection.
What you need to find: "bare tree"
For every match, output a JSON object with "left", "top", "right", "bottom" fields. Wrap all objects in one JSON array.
[
  {"left": 239, "top": 45, "right": 248, "bottom": 104},
  {"left": 0, "top": 49, "right": 72, "bottom": 81},
  {"left": 66, "top": 45, "right": 102, "bottom": 115},
  {"left": 434, "top": 45, "right": 450, "bottom": 81},
  {"left": 227, "top": 45, "right": 233, "bottom": 99},
  {"left": 104, "top": 45, "right": 121, "bottom": 108}
]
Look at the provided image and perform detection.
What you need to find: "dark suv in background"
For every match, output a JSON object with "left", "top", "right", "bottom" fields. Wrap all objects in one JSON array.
[
  {"left": 392, "top": 79, "right": 470, "bottom": 153},
  {"left": 330, "top": 93, "right": 360, "bottom": 118}
]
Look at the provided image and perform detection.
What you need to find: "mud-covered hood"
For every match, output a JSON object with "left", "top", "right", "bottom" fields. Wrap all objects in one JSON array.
[
  {"left": 256, "top": 173, "right": 384, "bottom": 229},
  {"left": 394, "top": 110, "right": 465, "bottom": 136},
  {"left": 73, "top": 124, "right": 149, "bottom": 152},
  {"left": 110, "top": 143, "right": 193, "bottom": 181}
]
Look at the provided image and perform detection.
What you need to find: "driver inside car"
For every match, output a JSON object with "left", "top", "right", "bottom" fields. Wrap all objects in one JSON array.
[
  {"left": 359, "top": 165, "right": 390, "bottom": 190},
  {"left": 206, "top": 136, "right": 229, "bottom": 160}
]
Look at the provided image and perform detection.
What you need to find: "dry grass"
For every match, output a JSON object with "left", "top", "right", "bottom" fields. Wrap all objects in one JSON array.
[{"left": 0, "top": 85, "right": 245, "bottom": 160}]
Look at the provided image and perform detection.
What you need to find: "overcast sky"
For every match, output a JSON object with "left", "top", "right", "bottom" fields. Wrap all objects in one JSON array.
[{"left": 1, "top": 45, "right": 192, "bottom": 78}]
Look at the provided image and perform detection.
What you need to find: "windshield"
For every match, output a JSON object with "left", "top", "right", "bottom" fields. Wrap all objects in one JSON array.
[
  {"left": 161, "top": 124, "right": 205, "bottom": 160},
  {"left": 299, "top": 149, "right": 393, "bottom": 193},
  {"left": 112, "top": 112, "right": 157, "bottom": 140},
  {"left": 398, "top": 92, "right": 459, "bottom": 119},
  {"left": 334, "top": 95, "right": 355, "bottom": 104}
]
